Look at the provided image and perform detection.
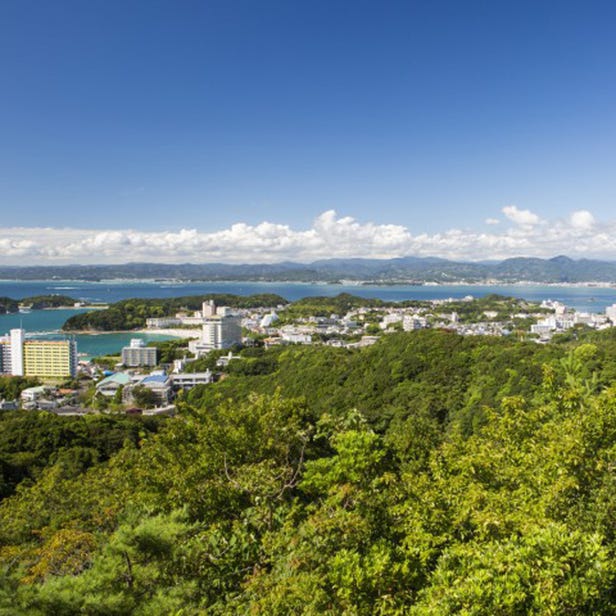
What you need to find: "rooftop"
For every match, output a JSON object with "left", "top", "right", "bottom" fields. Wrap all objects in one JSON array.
[{"left": 97, "top": 373, "right": 131, "bottom": 387}]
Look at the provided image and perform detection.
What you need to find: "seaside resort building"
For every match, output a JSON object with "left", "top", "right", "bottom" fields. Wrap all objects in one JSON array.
[
  {"left": 188, "top": 301, "right": 242, "bottom": 357},
  {"left": 0, "top": 329, "right": 77, "bottom": 378},
  {"left": 122, "top": 339, "right": 158, "bottom": 367}
]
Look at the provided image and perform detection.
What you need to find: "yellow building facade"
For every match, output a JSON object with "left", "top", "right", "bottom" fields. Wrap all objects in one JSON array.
[{"left": 23, "top": 340, "right": 77, "bottom": 379}]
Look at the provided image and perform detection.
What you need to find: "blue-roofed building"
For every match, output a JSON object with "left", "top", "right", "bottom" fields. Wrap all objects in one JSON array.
[
  {"left": 96, "top": 372, "right": 132, "bottom": 397},
  {"left": 124, "top": 371, "right": 173, "bottom": 406}
]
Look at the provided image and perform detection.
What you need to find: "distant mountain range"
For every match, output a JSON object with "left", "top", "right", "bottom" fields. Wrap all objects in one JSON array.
[{"left": 2, "top": 256, "right": 616, "bottom": 283}]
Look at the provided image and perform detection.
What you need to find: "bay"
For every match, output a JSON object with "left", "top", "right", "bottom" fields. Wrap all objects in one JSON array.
[
  {"left": 1, "top": 279, "right": 616, "bottom": 358},
  {"left": 0, "top": 308, "right": 183, "bottom": 359}
]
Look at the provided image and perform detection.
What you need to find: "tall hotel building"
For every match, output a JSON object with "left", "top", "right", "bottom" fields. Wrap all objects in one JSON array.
[
  {"left": 0, "top": 329, "right": 77, "bottom": 379},
  {"left": 188, "top": 301, "right": 242, "bottom": 357}
]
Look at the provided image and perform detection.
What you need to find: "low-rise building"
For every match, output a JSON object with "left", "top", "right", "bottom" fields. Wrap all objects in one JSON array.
[
  {"left": 0, "top": 399, "right": 18, "bottom": 411},
  {"left": 259, "top": 312, "right": 279, "bottom": 328},
  {"left": 280, "top": 332, "right": 312, "bottom": 344},
  {"left": 20, "top": 385, "right": 52, "bottom": 403},
  {"left": 124, "top": 372, "right": 173, "bottom": 406},
  {"left": 96, "top": 372, "right": 132, "bottom": 397},
  {"left": 216, "top": 352, "right": 241, "bottom": 367},
  {"left": 171, "top": 370, "right": 214, "bottom": 390},
  {"left": 145, "top": 317, "right": 182, "bottom": 328},
  {"left": 403, "top": 315, "right": 426, "bottom": 331}
]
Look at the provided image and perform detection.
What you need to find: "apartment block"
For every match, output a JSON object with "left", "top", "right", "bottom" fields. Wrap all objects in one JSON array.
[
  {"left": 23, "top": 339, "right": 78, "bottom": 379},
  {"left": 122, "top": 339, "right": 158, "bottom": 367}
]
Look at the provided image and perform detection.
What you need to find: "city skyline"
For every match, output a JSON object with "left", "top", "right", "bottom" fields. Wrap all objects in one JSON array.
[{"left": 1, "top": 1, "right": 615, "bottom": 263}]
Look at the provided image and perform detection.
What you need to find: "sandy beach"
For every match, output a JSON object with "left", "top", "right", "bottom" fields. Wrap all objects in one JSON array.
[{"left": 134, "top": 328, "right": 202, "bottom": 339}]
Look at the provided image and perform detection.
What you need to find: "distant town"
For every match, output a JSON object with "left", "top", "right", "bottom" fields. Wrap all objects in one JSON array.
[{"left": 2, "top": 292, "right": 616, "bottom": 416}]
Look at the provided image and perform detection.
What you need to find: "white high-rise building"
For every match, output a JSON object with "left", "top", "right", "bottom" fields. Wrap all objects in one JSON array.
[
  {"left": 189, "top": 302, "right": 242, "bottom": 357},
  {"left": 202, "top": 300, "right": 216, "bottom": 317},
  {"left": 10, "top": 328, "right": 24, "bottom": 376}
]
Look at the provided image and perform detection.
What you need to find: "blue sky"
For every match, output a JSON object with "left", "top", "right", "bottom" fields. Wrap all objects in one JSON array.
[{"left": 1, "top": 0, "right": 615, "bottom": 263}]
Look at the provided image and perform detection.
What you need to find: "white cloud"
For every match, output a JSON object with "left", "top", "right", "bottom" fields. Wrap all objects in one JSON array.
[
  {"left": 569, "top": 210, "right": 595, "bottom": 230},
  {"left": 502, "top": 205, "right": 540, "bottom": 226},
  {"left": 485, "top": 218, "right": 500, "bottom": 225},
  {"left": 0, "top": 208, "right": 615, "bottom": 265}
]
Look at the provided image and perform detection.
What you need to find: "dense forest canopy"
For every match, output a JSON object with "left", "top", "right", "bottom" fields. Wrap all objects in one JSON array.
[
  {"left": 3, "top": 329, "right": 616, "bottom": 612},
  {"left": 0, "top": 297, "right": 19, "bottom": 314},
  {"left": 18, "top": 296, "right": 79, "bottom": 310},
  {"left": 0, "top": 295, "right": 79, "bottom": 314}
]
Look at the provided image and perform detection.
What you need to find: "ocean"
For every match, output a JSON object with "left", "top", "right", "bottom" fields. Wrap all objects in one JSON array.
[{"left": 1, "top": 279, "right": 615, "bottom": 357}]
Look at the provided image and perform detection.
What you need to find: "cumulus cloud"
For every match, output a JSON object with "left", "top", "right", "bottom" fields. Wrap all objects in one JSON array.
[
  {"left": 502, "top": 205, "right": 540, "bottom": 226},
  {"left": 485, "top": 218, "right": 500, "bottom": 225},
  {"left": 0, "top": 208, "right": 613, "bottom": 265},
  {"left": 569, "top": 210, "right": 595, "bottom": 230}
]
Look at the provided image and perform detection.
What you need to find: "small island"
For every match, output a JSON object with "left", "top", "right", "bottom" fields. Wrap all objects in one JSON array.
[{"left": 0, "top": 294, "right": 86, "bottom": 314}]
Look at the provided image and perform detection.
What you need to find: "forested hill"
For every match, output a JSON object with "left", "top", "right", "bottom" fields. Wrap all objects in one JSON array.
[
  {"left": 0, "top": 297, "right": 18, "bottom": 314},
  {"left": 4, "top": 329, "right": 616, "bottom": 612},
  {"left": 0, "top": 295, "right": 78, "bottom": 314},
  {"left": 4, "top": 254, "right": 616, "bottom": 282},
  {"left": 62, "top": 293, "right": 287, "bottom": 331}
]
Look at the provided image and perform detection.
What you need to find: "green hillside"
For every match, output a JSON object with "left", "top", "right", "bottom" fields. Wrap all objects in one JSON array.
[{"left": 3, "top": 330, "right": 616, "bottom": 613}]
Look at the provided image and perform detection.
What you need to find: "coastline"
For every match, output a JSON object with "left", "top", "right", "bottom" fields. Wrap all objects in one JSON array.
[
  {"left": 62, "top": 327, "right": 202, "bottom": 339},
  {"left": 134, "top": 328, "right": 202, "bottom": 339},
  {"left": 29, "top": 305, "right": 108, "bottom": 311}
]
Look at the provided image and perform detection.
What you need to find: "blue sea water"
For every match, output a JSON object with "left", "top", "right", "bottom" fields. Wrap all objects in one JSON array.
[
  {"left": 0, "top": 308, "right": 182, "bottom": 359},
  {"left": 1, "top": 278, "right": 615, "bottom": 309},
  {"left": 1, "top": 279, "right": 615, "bottom": 357}
]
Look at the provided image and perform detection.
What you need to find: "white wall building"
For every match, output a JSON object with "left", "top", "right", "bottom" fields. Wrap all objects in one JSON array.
[
  {"left": 280, "top": 332, "right": 312, "bottom": 344},
  {"left": 260, "top": 312, "right": 279, "bottom": 328},
  {"left": 171, "top": 370, "right": 214, "bottom": 390},
  {"left": 380, "top": 313, "right": 403, "bottom": 329},
  {"left": 146, "top": 317, "right": 182, "bottom": 328},
  {"left": 0, "top": 328, "right": 25, "bottom": 376},
  {"left": 531, "top": 317, "right": 557, "bottom": 335},
  {"left": 188, "top": 302, "right": 242, "bottom": 357},
  {"left": 403, "top": 315, "right": 426, "bottom": 331},
  {"left": 10, "top": 328, "right": 24, "bottom": 376},
  {"left": 122, "top": 339, "right": 158, "bottom": 367}
]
